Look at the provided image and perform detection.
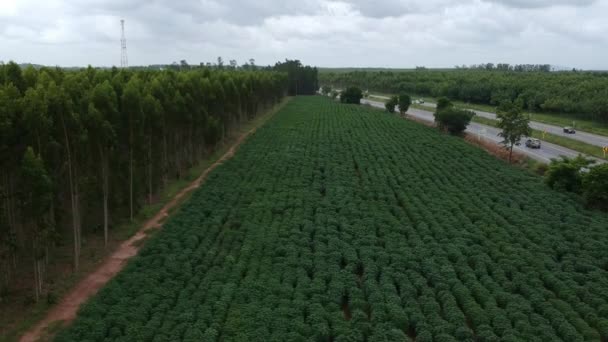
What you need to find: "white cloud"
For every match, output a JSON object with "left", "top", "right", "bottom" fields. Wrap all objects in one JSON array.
[{"left": 0, "top": 0, "right": 606, "bottom": 69}]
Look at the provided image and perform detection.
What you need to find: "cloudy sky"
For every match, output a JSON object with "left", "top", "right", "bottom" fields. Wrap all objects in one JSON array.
[{"left": 0, "top": 0, "right": 606, "bottom": 69}]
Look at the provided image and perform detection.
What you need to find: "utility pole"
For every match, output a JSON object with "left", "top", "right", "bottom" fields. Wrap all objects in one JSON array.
[{"left": 120, "top": 19, "right": 128, "bottom": 68}]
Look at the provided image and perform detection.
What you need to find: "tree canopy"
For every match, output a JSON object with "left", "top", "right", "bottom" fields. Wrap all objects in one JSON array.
[
  {"left": 398, "top": 94, "right": 411, "bottom": 115},
  {"left": 496, "top": 103, "right": 531, "bottom": 162},
  {"left": 340, "top": 87, "right": 363, "bottom": 104},
  {"left": 434, "top": 107, "right": 475, "bottom": 135},
  {"left": 273, "top": 60, "right": 318, "bottom": 96},
  {"left": 320, "top": 69, "right": 608, "bottom": 122},
  {"left": 0, "top": 62, "right": 287, "bottom": 303}
]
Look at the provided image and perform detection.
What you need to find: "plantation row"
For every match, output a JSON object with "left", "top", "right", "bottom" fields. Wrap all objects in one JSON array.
[
  {"left": 0, "top": 62, "right": 286, "bottom": 303},
  {"left": 320, "top": 69, "right": 608, "bottom": 122},
  {"left": 58, "top": 97, "right": 608, "bottom": 341}
]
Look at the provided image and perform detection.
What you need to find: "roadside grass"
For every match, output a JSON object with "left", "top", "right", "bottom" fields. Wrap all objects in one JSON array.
[
  {"left": 471, "top": 116, "right": 606, "bottom": 160},
  {"left": 368, "top": 91, "right": 608, "bottom": 137},
  {"left": 410, "top": 103, "right": 606, "bottom": 161},
  {"left": 0, "top": 98, "right": 291, "bottom": 342}
]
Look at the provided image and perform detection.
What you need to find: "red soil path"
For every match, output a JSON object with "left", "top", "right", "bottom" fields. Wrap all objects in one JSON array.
[{"left": 20, "top": 124, "right": 261, "bottom": 342}]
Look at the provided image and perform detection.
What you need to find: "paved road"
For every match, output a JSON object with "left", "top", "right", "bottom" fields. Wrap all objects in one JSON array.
[
  {"left": 368, "top": 94, "right": 608, "bottom": 148},
  {"left": 362, "top": 98, "right": 605, "bottom": 164},
  {"left": 418, "top": 102, "right": 608, "bottom": 148}
]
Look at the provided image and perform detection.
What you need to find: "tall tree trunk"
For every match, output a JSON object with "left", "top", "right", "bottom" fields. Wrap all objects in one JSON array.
[
  {"left": 74, "top": 173, "right": 81, "bottom": 263},
  {"left": 174, "top": 133, "right": 181, "bottom": 179},
  {"left": 99, "top": 146, "right": 109, "bottom": 247},
  {"left": 129, "top": 147, "right": 134, "bottom": 221},
  {"left": 4, "top": 174, "right": 17, "bottom": 273},
  {"left": 33, "top": 258, "right": 40, "bottom": 302},
  {"left": 148, "top": 136, "right": 153, "bottom": 205},
  {"left": 60, "top": 114, "right": 80, "bottom": 270},
  {"left": 162, "top": 132, "right": 168, "bottom": 188},
  {"left": 32, "top": 232, "right": 41, "bottom": 302},
  {"left": 189, "top": 126, "right": 194, "bottom": 168},
  {"left": 509, "top": 144, "right": 514, "bottom": 163}
]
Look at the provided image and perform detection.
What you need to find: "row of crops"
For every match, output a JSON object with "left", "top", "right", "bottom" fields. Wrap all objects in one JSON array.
[{"left": 57, "top": 96, "right": 608, "bottom": 341}]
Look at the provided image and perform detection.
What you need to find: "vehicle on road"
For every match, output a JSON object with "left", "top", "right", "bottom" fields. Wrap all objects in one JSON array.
[
  {"left": 563, "top": 127, "right": 576, "bottom": 134},
  {"left": 525, "top": 138, "right": 542, "bottom": 149}
]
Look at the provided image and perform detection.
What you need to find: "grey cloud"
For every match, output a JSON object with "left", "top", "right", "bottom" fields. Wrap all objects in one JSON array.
[
  {"left": 0, "top": 0, "right": 606, "bottom": 69},
  {"left": 343, "top": 0, "right": 459, "bottom": 18},
  {"left": 480, "top": 0, "right": 596, "bottom": 8}
]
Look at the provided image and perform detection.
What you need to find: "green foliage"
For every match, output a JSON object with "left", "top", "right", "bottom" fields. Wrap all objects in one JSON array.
[
  {"left": 544, "top": 156, "right": 595, "bottom": 193},
  {"left": 321, "top": 85, "right": 332, "bottom": 96},
  {"left": 496, "top": 103, "right": 531, "bottom": 161},
  {"left": 274, "top": 59, "right": 318, "bottom": 95},
  {"left": 385, "top": 96, "right": 398, "bottom": 113},
  {"left": 20, "top": 147, "right": 52, "bottom": 215},
  {"left": 320, "top": 69, "right": 608, "bottom": 122},
  {"left": 433, "top": 107, "right": 475, "bottom": 135},
  {"left": 340, "top": 87, "right": 363, "bottom": 104},
  {"left": 436, "top": 97, "right": 453, "bottom": 112},
  {"left": 398, "top": 93, "right": 411, "bottom": 114},
  {"left": 582, "top": 164, "right": 608, "bottom": 210},
  {"left": 57, "top": 97, "right": 608, "bottom": 341},
  {"left": 0, "top": 62, "right": 287, "bottom": 303}
]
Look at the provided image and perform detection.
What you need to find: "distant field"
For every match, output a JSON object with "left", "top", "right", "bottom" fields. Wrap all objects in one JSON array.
[{"left": 57, "top": 97, "right": 608, "bottom": 341}]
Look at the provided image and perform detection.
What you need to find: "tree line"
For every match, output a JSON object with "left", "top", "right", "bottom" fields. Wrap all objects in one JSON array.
[
  {"left": 455, "top": 63, "right": 552, "bottom": 72},
  {"left": 319, "top": 69, "right": 608, "bottom": 122},
  {"left": 273, "top": 60, "right": 318, "bottom": 96},
  {"left": 0, "top": 62, "right": 287, "bottom": 301}
]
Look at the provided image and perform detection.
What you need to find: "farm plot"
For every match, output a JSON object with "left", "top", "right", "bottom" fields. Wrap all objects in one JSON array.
[{"left": 57, "top": 96, "right": 608, "bottom": 342}]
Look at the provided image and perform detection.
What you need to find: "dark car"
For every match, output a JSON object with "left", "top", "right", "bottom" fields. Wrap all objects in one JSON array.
[
  {"left": 563, "top": 127, "right": 576, "bottom": 134},
  {"left": 525, "top": 138, "right": 541, "bottom": 149}
]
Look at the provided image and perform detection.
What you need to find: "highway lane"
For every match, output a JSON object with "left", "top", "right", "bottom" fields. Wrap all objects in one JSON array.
[
  {"left": 366, "top": 93, "right": 608, "bottom": 148},
  {"left": 416, "top": 102, "right": 608, "bottom": 148},
  {"left": 361, "top": 98, "right": 605, "bottom": 164}
]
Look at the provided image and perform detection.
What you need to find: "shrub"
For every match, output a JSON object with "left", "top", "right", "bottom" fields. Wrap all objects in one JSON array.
[
  {"left": 544, "top": 155, "right": 594, "bottom": 193},
  {"left": 436, "top": 97, "right": 453, "bottom": 112},
  {"left": 434, "top": 107, "right": 475, "bottom": 135},
  {"left": 582, "top": 164, "right": 608, "bottom": 210},
  {"left": 340, "top": 87, "right": 363, "bottom": 104},
  {"left": 398, "top": 94, "right": 411, "bottom": 115},
  {"left": 385, "top": 96, "right": 398, "bottom": 113}
]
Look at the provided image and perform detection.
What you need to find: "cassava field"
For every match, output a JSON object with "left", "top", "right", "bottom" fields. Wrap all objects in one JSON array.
[{"left": 57, "top": 96, "right": 608, "bottom": 341}]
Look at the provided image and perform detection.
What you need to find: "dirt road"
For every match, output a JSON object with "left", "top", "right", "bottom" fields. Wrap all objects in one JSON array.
[{"left": 20, "top": 112, "right": 272, "bottom": 342}]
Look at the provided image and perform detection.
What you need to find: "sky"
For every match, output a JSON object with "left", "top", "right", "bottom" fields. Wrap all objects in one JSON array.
[{"left": 0, "top": 0, "right": 607, "bottom": 69}]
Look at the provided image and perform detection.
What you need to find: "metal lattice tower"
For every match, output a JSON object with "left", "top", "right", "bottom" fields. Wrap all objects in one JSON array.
[{"left": 120, "top": 19, "right": 128, "bottom": 68}]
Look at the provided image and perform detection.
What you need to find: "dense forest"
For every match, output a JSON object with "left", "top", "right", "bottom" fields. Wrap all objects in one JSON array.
[
  {"left": 0, "top": 62, "right": 287, "bottom": 302},
  {"left": 274, "top": 60, "right": 319, "bottom": 96},
  {"left": 319, "top": 70, "right": 608, "bottom": 122}
]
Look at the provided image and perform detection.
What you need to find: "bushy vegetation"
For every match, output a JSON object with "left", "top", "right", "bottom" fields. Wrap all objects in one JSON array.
[
  {"left": 433, "top": 98, "right": 475, "bottom": 135},
  {"left": 398, "top": 93, "right": 411, "bottom": 115},
  {"left": 385, "top": 96, "right": 397, "bottom": 113},
  {"left": 582, "top": 164, "right": 608, "bottom": 210},
  {"left": 340, "top": 86, "right": 363, "bottom": 104},
  {"left": 545, "top": 156, "right": 608, "bottom": 210},
  {"left": 58, "top": 97, "right": 608, "bottom": 341},
  {"left": 544, "top": 156, "right": 595, "bottom": 193},
  {"left": 320, "top": 69, "right": 608, "bottom": 122},
  {"left": 0, "top": 62, "right": 286, "bottom": 301}
]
